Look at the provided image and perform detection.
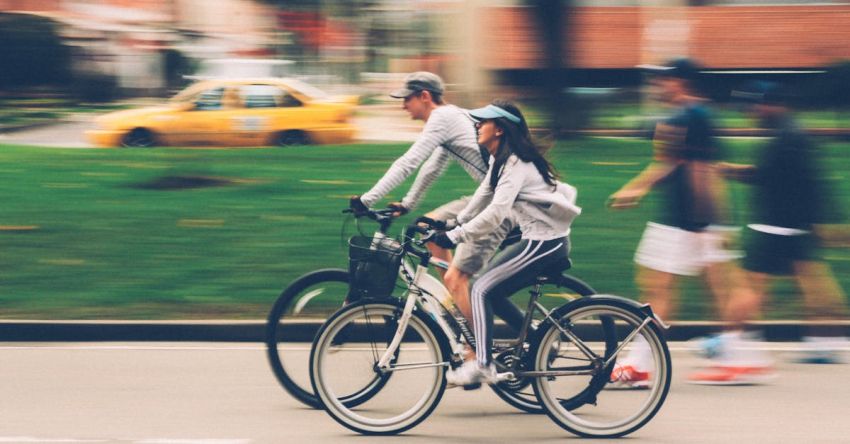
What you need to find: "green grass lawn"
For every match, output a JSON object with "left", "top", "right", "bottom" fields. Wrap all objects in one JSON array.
[{"left": 2, "top": 138, "right": 849, "bottom": 320}]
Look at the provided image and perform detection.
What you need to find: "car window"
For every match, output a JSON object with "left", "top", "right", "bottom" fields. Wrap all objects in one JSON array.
[
  {"left": 240, "top": 85, "right": 302, "bottom": 108},
  {"left": 282, "top": 78, "right": 330, "bottom": 100},
  {"left": 194, "top": 87, "right": 225, "bottom": 110}
]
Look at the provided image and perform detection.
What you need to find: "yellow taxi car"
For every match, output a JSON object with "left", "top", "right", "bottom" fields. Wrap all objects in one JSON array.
[{"left": 86, "top": 78, "right": 357, "bottom": 147}]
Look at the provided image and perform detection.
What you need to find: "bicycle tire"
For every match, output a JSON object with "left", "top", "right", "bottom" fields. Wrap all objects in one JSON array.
[
  {"left": 266, "top": 268, "right": 390, "bottom": 409},
  {"left": 532, "top": 298, "right": 672, "bottom": 438},
  {"left": 310, "top": 300, "right": 451, "bottom": 435}
]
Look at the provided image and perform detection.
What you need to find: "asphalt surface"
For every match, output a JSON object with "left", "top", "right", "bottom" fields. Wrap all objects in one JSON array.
[{"left": 0, "top": 342, "right": 848, "bottom": 443}]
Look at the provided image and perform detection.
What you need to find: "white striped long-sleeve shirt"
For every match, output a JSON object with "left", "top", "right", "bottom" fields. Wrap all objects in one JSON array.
[{"left": 360, "top": 105, "right": 487, "bottom": 211}]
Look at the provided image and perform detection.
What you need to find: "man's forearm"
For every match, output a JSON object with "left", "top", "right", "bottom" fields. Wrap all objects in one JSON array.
[{"left": 620, "top": 161, "right": 679, "bottom": 192}]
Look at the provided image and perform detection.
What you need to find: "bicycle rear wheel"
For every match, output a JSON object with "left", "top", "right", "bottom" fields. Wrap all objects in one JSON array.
[
  {"left": 265, "top": 269, "right": 351, "bottom": 408},
  {"left": 533, "top": 299, "right": 671, "bottom": 438},
  {"left": 490, "top": 273, "right": 606, "bottom": 414},
  {"left": 310, "top": 301, "right": 449, "bottom": 435}
]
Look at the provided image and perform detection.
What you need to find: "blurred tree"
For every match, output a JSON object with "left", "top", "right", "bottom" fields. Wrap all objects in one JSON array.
[
  {"left": 163, "top": 48, "right": 193, "bottom": 93},
  {"left": 0, "top": 13, "right": 71, "bottom": 90},
  {"left": 527, "top": 0, "right": 574, "bottom": 137}
]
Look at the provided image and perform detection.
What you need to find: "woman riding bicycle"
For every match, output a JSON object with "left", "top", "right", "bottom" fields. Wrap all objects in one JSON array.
[{"left": 430, "top": 100, "right": 581, "bottom": 387}]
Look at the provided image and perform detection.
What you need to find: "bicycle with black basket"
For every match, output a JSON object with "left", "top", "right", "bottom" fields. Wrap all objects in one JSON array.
[
  {"left": 266, "top": 207, "right": 606, "bottom": 413},
  {"left": 308, "top": 218, "right": 673, "bottom": 438}
]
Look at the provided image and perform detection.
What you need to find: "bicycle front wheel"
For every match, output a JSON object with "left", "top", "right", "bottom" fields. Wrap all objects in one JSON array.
[
  {"left": 533, "top": 299, "right": 671, "bottom": 438},
  {"left": 310, "top": 301, "right": 449, "bottom": 435},
  {"left": 266, "top": 269, "right": 350, "bottom": 408}
]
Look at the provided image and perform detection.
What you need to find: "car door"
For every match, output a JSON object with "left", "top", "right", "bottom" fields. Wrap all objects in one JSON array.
[
  {"left": 236, "top": 84, "right": 306, "bottom": 146},
  {"left": 163, "top": 86, "right": 241, "bottom": 146}
]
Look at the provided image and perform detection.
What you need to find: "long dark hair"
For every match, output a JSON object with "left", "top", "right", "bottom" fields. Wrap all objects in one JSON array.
[{"left": 486, "top": 99, "right": 558, "bottom": 190}]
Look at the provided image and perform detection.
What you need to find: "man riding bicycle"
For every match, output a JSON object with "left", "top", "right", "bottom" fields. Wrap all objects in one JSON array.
[{"left": 350, "top": 71, "right": 519, "bottom": 328}]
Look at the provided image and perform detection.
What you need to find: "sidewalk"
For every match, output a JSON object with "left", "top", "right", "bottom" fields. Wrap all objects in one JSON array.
[{"left": 2, "top": 319, "right": 848, "bottom": 342}]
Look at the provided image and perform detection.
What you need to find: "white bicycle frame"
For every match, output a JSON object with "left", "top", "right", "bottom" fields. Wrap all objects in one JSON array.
[{"left": 373, "top": 253, "right": 466, "bottom": 371}]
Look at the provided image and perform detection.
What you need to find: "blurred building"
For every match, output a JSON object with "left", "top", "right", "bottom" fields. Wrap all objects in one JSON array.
[{"left": 2, "top": 0, "right": 850, "bottom": 100}]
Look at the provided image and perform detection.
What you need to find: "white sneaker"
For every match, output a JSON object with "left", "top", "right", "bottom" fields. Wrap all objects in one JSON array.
[{"left": 446, "top": 361, "right": 498, "bottom": 389}]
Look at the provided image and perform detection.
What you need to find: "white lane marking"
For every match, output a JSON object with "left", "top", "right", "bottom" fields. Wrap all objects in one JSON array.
[
  {"left": 0, "top": 438, "right": 107, "bottom": 443},
  {"left": 137, "top": 440, "right": 251, "bottom": 444},
  {"left": 0, "top": 439, "right": 251, "bottom": 444},
  {"left": 0, "top": 345, "right": 265, "bottom": 351}
]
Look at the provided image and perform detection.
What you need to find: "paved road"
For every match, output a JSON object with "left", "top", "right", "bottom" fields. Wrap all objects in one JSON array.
[
  {"left": 0, "top": 342, "right": 847, "bottom": 443},
  {"left": 0, "top": 120, "right": 95, "bottom": 148}
]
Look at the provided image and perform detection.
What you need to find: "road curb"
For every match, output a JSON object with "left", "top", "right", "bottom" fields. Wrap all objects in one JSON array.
[{"left": 1, "top": 320, "right": 848, "bottom": 342}]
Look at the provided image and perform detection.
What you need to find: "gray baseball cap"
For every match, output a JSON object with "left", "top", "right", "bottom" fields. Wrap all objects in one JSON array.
[{"left": 390, "top": 71, "right": 445, "bottom": 98}]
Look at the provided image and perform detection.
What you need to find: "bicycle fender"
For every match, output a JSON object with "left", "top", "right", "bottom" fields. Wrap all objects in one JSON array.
[{"left": 548, "top": 294, "right": 670, "bottom": 330}]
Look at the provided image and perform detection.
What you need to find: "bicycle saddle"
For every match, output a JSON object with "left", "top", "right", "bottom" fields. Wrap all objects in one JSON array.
[{"left": 536, "top": 256, "right": 573, "bottom": 282}]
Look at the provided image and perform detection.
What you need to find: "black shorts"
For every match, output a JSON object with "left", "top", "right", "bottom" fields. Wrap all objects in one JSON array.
[{"left": 742, "top": 228, "right": 817, "bottom": 275}]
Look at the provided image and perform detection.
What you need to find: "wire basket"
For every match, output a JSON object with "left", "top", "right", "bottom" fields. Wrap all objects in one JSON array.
[{"left": 348, "top": 235, "right": 404, "bottom": 300}]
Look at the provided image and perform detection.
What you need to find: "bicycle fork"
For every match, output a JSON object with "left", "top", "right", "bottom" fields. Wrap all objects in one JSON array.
[{"left": 375, "top": 265, "right": 458, "bottom": 373}]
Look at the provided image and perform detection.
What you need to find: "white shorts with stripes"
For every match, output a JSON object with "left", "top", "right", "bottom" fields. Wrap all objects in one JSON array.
[{"left": 634, "top": 222, "right": 741, "bottom": 276}]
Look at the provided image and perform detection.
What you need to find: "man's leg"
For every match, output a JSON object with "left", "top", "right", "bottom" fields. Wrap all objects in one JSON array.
[
  {"left": 689, "top": 263, "right": 774, "bottom": 384},
  {"left": 636, "top": 265, "right": 678, "bottom": 321},
  {"left": 609, "top": 264, "right": 676, "bottom": 388},
  {"left": 793, "top": 260, "right": 847, "bottom": 320},
  {"left": 445, "top": 265, "right": 472, "bottom": 322},
  {"left": 705, "top": 261, "right": 762, "bottom": 328},
  {"left": 793, "top": 260, "right": 848, "bottom": 362},
  {"left": 424, "top": 210, "right": 453, "bottom": 279},
  {"left": 423, "top": 198, "right": 470, "bottom": 279}
]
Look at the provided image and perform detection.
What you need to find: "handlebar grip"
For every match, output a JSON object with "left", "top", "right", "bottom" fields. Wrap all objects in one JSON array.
[
  {"left": 413, "top": 216, "right": 446, "bottom": 230},
  {"left": 404, "top": 224, "right": 429, "bottom": 241}
]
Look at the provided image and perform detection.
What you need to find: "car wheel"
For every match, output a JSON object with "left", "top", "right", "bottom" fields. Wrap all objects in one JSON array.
[
  {"left": 274, "top": 131, "right": 310, "bottom": 147},
  {"left": 121, "top": 129, "right": 156, "bottom": 148}
]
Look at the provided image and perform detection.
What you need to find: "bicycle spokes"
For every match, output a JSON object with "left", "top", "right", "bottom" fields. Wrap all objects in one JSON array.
[
  {"left": 311, "top": 302, "right": 447, "bottom": 434},
  {"left": 533, "top": 304, "right": 671, "bottom": 438}
]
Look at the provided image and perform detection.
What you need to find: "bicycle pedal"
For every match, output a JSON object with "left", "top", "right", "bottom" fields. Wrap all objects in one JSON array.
[
  {"left": 495, "top": 372, "right": 516, "bottom": 382},
  {"left": 462, "top": 382, "right": 482, "bottom": 391}
]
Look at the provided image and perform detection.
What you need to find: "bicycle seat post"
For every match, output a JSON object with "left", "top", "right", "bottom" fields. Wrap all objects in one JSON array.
[{"left": 510, "top": 277, "right": 546, "bottom": 356}]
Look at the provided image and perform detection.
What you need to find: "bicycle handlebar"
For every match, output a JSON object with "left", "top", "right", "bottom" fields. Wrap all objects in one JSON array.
[
  {"left": 342, "top": 205, "right": 445, "bottom": 262},
  {"left": 343, "top": 207, "right": 398, "bottom": 233}
]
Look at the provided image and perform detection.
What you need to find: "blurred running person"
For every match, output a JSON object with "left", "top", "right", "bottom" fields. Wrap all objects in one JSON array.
[
  {"left": 349, "top": 71, "right": 519, "bottom": 329},
  {"left": 435, "top": 100, "right": 581, "bottom": 386},
  {"left": 608, "top": 58, "right": 770, "bottom": 386},
  {"left": 720, "top": 81, "right": 848, "bottom": 365}
]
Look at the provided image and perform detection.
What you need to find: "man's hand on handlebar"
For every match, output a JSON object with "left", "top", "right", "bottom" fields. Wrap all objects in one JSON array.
[
  {"left": 349, "top": 195, "right": 369, "bottom": 216},
  {"left": 387, "top": 202, "right": 409, "bottom": 217}
]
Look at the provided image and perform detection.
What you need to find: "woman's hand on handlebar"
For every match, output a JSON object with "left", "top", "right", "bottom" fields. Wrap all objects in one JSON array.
[
  {"left": 414, "top": 216, "right": 456, "bottom": 231},
  {"left": 430, "top": 231, "right": 457, "bottom": 249}
]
